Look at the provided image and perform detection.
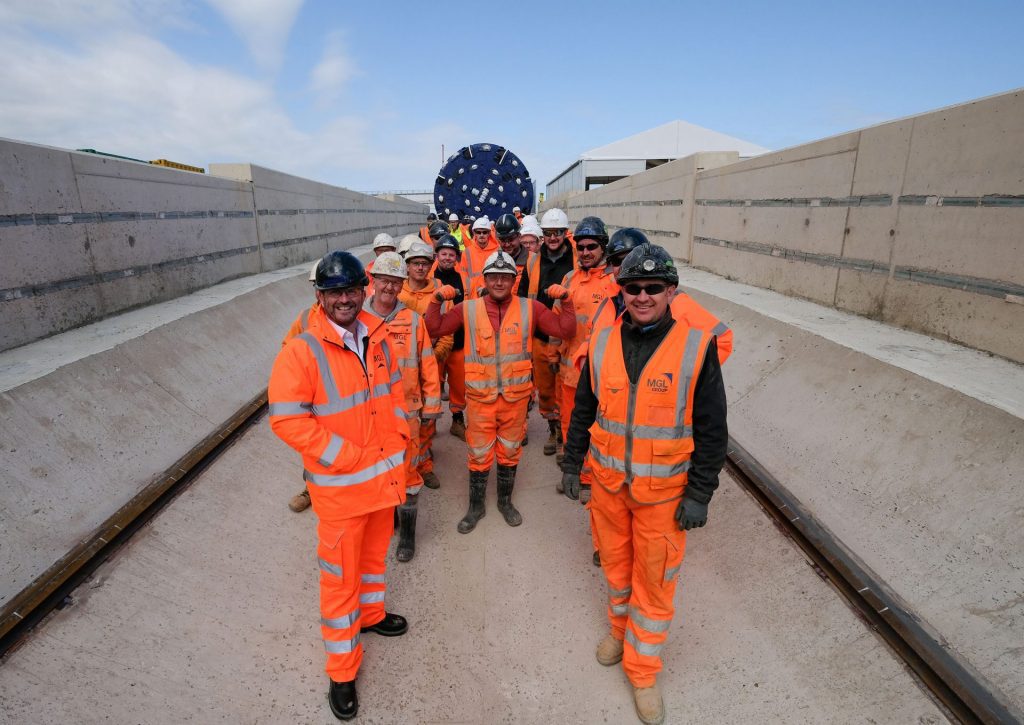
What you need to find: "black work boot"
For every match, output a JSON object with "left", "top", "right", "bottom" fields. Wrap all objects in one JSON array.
[
  {"left": 395, "top": 495, "right": 418, "bottom": 562},
  {"left": 555, "top": 425, "right": 565, "bottom": 466},
  {"left": 328, "top": 679, "right": 358, "bottom": 720},
  {"left": 543, "top": 419, "right": 558, "bottom": 455},
  {"left": 457, "top": 470, "right": 488, "bottom": 533},
  {"left": 496, "top": 464, "right": 523, "bottom": 527}
]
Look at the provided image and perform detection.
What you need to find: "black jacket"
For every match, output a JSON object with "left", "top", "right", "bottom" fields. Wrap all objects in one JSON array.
[
  {"left": 433, "top": 267, "right": 465, "bottom": 351},
  {"left": 562, "top": 310, "right": 728, "bottom": 504},
  {"left": 517, "top": 242, "right": 575, "bottom": 342}
]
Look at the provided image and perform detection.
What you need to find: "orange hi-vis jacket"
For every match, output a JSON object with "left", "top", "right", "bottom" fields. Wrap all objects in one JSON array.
[
  {"left": 269, "top": 306, "right": 409, "bottom": 520},
  {"left": 555, "top": 265, "right": 618, "bottom": 387},
  {"left": 399, "top": 278, "right": 454, "bottom": 360},
  {"left": 458, "top": 237, "right": 498, "bottom": 299},
  {"left": 282, "top": 301, "right": 320, "bottom": 344},
  {"left": 362, "top": 300, "right": 442, "bottom": 420},
  {"left": 586, "top": 318, "right": 713, "bottom": 504},
  {"left": 419, "top": 226, "right": 431, "bottom": 244},
  {"left": 462, "top": 296, "right": 536, "bottom": 404}
]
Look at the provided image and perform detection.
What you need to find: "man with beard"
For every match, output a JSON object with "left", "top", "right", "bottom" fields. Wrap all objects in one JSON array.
[{"left": 269, "top": 251, "right": 410, "bottom": 720}]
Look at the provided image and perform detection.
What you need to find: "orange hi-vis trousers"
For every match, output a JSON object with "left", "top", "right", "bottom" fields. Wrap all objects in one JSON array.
[
  {"left": 418, "top": 417, "right": 435, "bottom": 476},
  {"left": 531, "top": 343, "right": 559, "bottom": 421},
  {"left": 465, "top": 396, "right": 529, "bottom": 471},
  {"left": 405, "top": 416, "right": 423, "bottom": 494},
  {"left": 591, "top": 482, "right": 687, "bottom": 688},
  {"left": 315, "top": 506, "right": 393, "bottom": 682},
  {"left": 439, "top": 348, "right": 466, "bottom": 414}
]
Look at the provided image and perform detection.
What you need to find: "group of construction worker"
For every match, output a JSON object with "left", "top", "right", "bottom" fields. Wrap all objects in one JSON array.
[{"left": 267, "top": 206, "right": 731, "bottom": 724}]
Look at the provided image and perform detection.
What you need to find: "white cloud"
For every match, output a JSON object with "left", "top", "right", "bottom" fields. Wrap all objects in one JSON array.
[
  {"left": 204, "top": 0, "right": 305, "bottom": 71},
  {"left": 309, "top": 31, "right": 357, "bottom": 108}
]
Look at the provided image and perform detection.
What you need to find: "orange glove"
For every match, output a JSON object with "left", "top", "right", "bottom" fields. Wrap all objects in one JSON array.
[
  {"left": 434, "top": 284, "right": 458, "bottom": 302},
  {"left": 545, "top": 283, "right": 569, "bottom": 300}
]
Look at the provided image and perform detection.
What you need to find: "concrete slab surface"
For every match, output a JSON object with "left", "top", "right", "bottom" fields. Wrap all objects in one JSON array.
[{"left": 0, "top": 411, "right": 947, "bottom": 723}]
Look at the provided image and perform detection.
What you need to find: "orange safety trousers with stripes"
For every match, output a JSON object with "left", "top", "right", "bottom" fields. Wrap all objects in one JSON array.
[
  {"left": 585, "top": 317, "right": 713, "bottom": 687},
  {"left": 438, "top": 347, "right": 466, "bottom": 414},
  {"left": 268, "top": 307, "right": 409, "bottom": 682},
  {"left": 462, "top": 297, "right": 534, "bottom": 470}
]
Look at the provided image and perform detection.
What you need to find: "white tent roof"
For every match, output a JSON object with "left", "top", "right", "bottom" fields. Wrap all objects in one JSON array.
[{"left": 581, "top": 119, "right": 769, "bottom": 160}]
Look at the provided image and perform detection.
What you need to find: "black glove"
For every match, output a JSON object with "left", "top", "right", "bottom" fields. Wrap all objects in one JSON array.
[
  {"left": 562, "top": 472, "right": 581, "bottom": 500},
  {"left": 675, "top": 495, "right": 708, "bottom": 530}
]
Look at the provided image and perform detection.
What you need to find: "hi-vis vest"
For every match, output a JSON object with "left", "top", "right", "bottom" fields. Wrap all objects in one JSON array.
[
  {"left": 459, "top": 239, "right": 498, "bottom": 299},
  {"left": 525, "top": 241, "right": 577, "bottom": 299},
  {"left": 463, "top": 297, "right": 535, "bottom": 403},
  {"left": 587, "top": 319, "right": 712, "bottom": 504},
  {"left": 556, "top": 266, "right": 618, "bottom": 387},
  {"left": 363, "top": 301, "right": 441, "bottom": 418},
  {"left": 268, "top": 308, "right": 408, "bottom": 520}
]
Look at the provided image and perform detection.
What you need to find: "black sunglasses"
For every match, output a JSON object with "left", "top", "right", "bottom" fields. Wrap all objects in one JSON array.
[
  {"left": 576, "top": 242, "right": 600, "bottom": 252},
  {"left": 622, "top": 282, "right": 667, "bottom": 296}
]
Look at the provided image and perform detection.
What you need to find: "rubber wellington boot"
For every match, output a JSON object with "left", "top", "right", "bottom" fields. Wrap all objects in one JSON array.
[
  {"left": 395, "top": 495, "right": 418, "bottom": 562},
  {"left": 543, "top": 420, "right": 558, "bottom": 455},
  {"left": 450, "top": 412, "right": 466, "bottom": 441},
  {"left": 555, "top": 426, "right": 565, "bottom": 466},
  {"left": 496, "top": 464, "right": 523, "bottom": 527},
  {"left": 457, "top": 470, "right": 487, "bottom": 533}
]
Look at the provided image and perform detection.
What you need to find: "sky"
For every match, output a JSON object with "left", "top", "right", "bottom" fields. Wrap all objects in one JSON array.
[{"left": 1, "top": 0, "right": 1022, "bottom": 195}]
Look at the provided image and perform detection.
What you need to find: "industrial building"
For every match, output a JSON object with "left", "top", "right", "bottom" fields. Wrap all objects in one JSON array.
[{"left": 545, "top": 119, "right": 770, "bottom": 200}]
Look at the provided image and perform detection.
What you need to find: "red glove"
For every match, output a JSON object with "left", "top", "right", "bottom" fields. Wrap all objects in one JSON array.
[
  {"left": 546, "top": 284, "right": 569, "bottom": 301},
  {"left": 434, "top": 285, "right": 458, "bottom": 302}
]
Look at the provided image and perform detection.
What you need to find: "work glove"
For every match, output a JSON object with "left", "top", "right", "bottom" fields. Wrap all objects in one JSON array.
[
  {"left": 545, "top": 283, "right": 569, "bottom": 301},
  {"left": 675, "top": 495, "right": 709, "bottom": 531},
  {"left": 434, "top": 285, "right": 458, "bottom": 302},
  {"left": 579, "top": 484, "right": 591, "bottom": 505},
  {"left": 562, "top": 472, "right": 581, "bottom": 500}
]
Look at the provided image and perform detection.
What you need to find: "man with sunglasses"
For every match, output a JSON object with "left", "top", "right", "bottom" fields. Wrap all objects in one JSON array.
[
  {"left": 269, "top": 251, "right": 411, "bottom": 721},
  {"left": 560, "top": 243, "right": 728, "bottom": 725},
  {"left": 518, "top": 207, "right": 576, "bottom": 457},
  {"left": 458, "top": 216, "right": 498, "bottom": 299}
]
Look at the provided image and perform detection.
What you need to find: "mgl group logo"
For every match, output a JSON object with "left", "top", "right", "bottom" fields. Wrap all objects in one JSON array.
[{"left": 646, "top": 371, "right": 674, "bottom": 392}]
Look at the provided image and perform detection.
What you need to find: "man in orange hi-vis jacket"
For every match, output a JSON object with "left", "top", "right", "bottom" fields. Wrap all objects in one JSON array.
[
  {"left": 269, "top": 251, "right": 410, "bottom": 721},
  {"left": 457, "top": 216, "right": 499, "bottom": 298},
  {"left": 426, "top": 250, "right": 577, "bottom": 533},
  {"left": 561, "top": 243, "right": 728, "bottom": 725},
  {"left": 364, "top": 250, "right": 441, "bottom": 563}
]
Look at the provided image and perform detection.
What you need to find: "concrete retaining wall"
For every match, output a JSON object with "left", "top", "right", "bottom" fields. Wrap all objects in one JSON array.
[
  {"left": 0, "top": 140, "right": 425, "bottom": 352},
  {"left": 548, "top": 90, "right": 1024, "bottom": 363},
  {"left": 0, "top": 269, "right": 313, "bottom": 609}
]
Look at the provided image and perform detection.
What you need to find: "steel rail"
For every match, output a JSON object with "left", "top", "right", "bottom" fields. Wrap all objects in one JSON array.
[
  {"left": 0, "top": 392, "right": 268, "bottom": 659},
  {"left": 726, "top": 437, "right": 1020, "bottom": 725}
]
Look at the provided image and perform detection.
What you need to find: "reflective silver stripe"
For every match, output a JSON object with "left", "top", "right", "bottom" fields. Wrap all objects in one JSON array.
[
  {"left": 321, "top": 609, "right": 360, "bottom": 629},
  {"left": 610, "top": 603, "right": 629, "bottom": 616},
  {"left": 674, "top": 327, "right": 706, "bottom": 430},
  {"left": 318, "top": 434, "right": 345, "bottom": 467},
  {"left": 390, "top": 371, "right": 402, "bottom": 385},
  {"left": 297, "top": 333, "right": 347, "bottom": 411},
  {"left": 423, "top": 396, "right": 441, "bottom": 408},
  {"left": 404, "top": 409, "right": 419, "bottom": 420},
  {"left": 625, "top": 629, "right": 663, "bottom": 657},
  {"left": 469, "top": 441, "right": 494, "bottom": 457},
  {"left": 360, "top": 591, "right": 386, "bottom": 604},
  {"left": 407, "top": 484, "right": 423, "bottom": 495},
  {"left": 398, "top": 358, "right": 418, "bottom": 368},
  {"left": 268, "top": 401, "right": 313, "bottom": 416},
  {"left": 465, "top": 373, "right": 532, "bottom": 390},
  {"left": 463, "top": 300, "right": 483, "bottom": 364},
  {"left": 497, "top": 435, "right": 521, "bottom": 450},
  {"left": 361, "top": 573, "right": 386, "bottom": 584},
  {"left": 588, "top": 446, "right": 691, "bottom": 478},
  {"left": 629, "top": 606, "right": 672, "bottom": 634},
  {"left": 421, "top": 412, "right": 441, "bottom": 420},
  {"left": 311, "top": 390, "right": 369, "bottom": 416},
  {"left": 305, "top": 450, "right": 404, "bottom": 487},
  {"left": 711, "top": 321, "right": 729, "bottom": 336},
  {"left": 323, "top": 634, "right": 360, "bottom": 654},
  {"left": 608, "top": 583, "right": 632, "bottom": 599},
  {"left": 591, "top": 325, "right": 613, "bottom": 390},
  {"left": 318, "top": 558, "right": 343, "bottom": 577},
  {"left": 596, "top": 415, "right": 692, "bottom": 441},
  {"left": 664, "top": 564, "right": 682, "bottom": 581}
]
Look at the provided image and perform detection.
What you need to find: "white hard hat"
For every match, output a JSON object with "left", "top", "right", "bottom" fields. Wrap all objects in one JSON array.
[
  {"left": 405, "top": 241, "right": 435, "bottom": 261},
  {"left": 448, "top": 212, "right": 460, "bottom": 222},
  {"left": 397, "top": 234, "right": 420, "bottom": 256},
  {"left": 372, "top": 232, "right": 396, "bottom": 250},
  {"left": 482, "top": 250, "right": 518, "bottom": 276},
  {"left": 513, "top": 206, "right": 521, "bottom": 213},
  {"left": 372, "top": 251, "right": 408, "bottom": 279},
  {"left": 519, "top": 215, "right": 543, "bottom": 239},
  {"left": 308, "top": 260, "right": 320, "bottom": 281},
  {"left": 472, "top": 216, "right": 491, "bottom": 231},
  {"left": 540, "top": 208, "right": 569, "bottom": 230}
]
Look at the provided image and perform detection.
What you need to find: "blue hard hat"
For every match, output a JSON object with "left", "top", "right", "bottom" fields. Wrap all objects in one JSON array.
[{"left": 315, "top": 251, "right": 368, "bottom": 291}]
